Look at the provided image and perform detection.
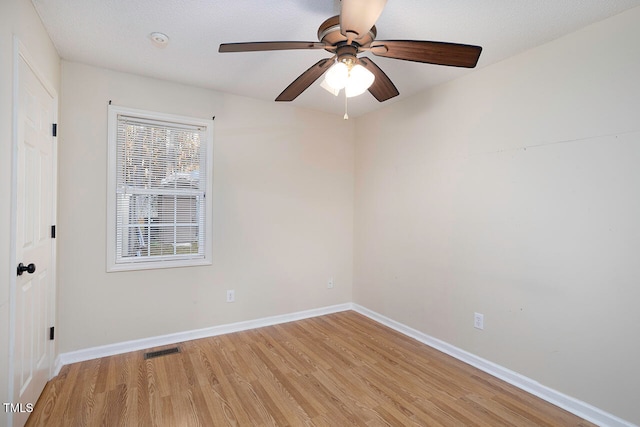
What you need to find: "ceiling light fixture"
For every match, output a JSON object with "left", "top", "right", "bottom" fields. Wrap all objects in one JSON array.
[
  {"left": 322, "top": 57, "right": 375, "bottom": 98},
  {"left": 149, "top": 32, "right": 169, "bottom": 48},
  {"left": 321, "top": 49, "right": 376, "bottom": 120}
]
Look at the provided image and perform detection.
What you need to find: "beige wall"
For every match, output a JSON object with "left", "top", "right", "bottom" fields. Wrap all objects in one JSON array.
[
  {"left": 354, "top": 7, "right": 640, "bottom": 424},
  {"left": 57, "top": 62, "right": 354, "bottom": 353},
  {"left": 0, "top": 0, "right": 60, "bottom": 423}
]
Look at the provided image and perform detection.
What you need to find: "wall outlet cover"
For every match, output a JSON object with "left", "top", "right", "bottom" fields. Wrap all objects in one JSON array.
[{"left": 474, "top": 312, "right": 484, "bottom": 330}]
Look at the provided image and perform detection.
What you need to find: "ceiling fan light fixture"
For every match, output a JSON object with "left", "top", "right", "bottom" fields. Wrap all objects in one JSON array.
[{"left": 323, "top": 61, "right": 375, "bottom": 98}]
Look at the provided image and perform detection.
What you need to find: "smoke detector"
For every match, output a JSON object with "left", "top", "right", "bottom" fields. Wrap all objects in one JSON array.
[{"left": 149, "top": 32, "right": 169, "bottom": 48}]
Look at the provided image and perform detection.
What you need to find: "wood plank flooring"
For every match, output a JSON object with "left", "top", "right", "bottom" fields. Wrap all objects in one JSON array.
[{"left": 26, "top": 311, "right": 596, "bottom": 426}]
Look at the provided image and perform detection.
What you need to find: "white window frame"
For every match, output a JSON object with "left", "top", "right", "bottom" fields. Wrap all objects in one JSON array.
[{"left": 107, "top": 105, "right": 213, "bottom": 272}]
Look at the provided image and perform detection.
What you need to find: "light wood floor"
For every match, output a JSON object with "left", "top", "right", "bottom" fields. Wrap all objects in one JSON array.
[{"left": 27, "top": 311, "right": 596, "bottom": 426}]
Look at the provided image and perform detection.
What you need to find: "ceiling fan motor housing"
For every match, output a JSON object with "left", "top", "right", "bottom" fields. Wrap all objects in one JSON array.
[{"left": 318, "top": 16, "right": 377, "bottom": 51}]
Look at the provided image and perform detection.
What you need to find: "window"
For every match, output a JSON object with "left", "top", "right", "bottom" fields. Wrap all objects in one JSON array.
[{"left": 107, "top": 105, "right": 213, "bottom": 271}]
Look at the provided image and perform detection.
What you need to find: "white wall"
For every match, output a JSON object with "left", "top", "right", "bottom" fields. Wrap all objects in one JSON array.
[
  {"left": 354, "top": 6, "right": 640, "bottom": 425},
  {"left": 0, "top": 0, "right": 60, "bottom": 423},
  {"left": 57, "top": 62, "right": 354, "bottom": 353}
]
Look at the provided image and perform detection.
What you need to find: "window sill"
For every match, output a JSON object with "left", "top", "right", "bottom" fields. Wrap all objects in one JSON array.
[{"left": 106, "top": 257, "right": 212, "bottom": 272}]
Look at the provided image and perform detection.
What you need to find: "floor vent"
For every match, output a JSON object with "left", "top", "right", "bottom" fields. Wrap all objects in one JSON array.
[{"left": 144, "top": 347, "right": 181, "bottom": 360}]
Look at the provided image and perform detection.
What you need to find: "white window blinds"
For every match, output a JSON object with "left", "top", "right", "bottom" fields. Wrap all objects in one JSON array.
[{"left": 109, "top": 107, "right": 212, "bottom": 270}]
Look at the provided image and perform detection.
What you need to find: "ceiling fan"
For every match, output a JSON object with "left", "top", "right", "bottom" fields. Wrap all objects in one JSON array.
[{"left": 218, "top": 0, "right": 482, "bottom": 103}]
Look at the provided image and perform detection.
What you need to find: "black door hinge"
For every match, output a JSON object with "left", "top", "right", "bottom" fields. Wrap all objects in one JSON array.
[
  {"left": 52, "top": 123, "right": 57, "bottom": 137},
  {"left": 49, "top": 326, "right": 54, "bottom": 340},
  {"left": 51, "top": 225, "right": 56, "bottom": 238}
]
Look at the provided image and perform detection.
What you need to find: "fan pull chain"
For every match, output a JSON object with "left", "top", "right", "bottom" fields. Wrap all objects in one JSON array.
[{"left": 343, "top": 90, "right": 349, "bottom": 120}]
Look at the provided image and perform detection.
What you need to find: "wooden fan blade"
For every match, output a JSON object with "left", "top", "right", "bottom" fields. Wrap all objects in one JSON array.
[
  {"left": 340, "top": 0, "right": 387, "bottom": 42},
  {"left": 219, "top": 41, "right": 327, "bottom": 53},
  {"left": 276, "top": 58, "right": 334, "bottom": 102},
  {"left": 358, "top": 57, "right": 399, "bottom": 102},
  {"left": 371, "top": 40, "right": 482, "bottom": 68}
]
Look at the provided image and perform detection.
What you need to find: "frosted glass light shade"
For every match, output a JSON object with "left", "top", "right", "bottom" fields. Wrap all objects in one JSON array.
[
  {"left": 345, "top": 64, "right": 375, "bottom": 98},
  {"left": 320, "top": 78, "right": 340, "bottom": 96},
  {"left": 324, "top": 62, "right": 349, "bottom": 90}
]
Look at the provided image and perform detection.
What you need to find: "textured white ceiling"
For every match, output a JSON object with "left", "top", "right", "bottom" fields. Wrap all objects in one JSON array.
[{"left": 33, "top": 0, "right": 640, "bottom": 117}]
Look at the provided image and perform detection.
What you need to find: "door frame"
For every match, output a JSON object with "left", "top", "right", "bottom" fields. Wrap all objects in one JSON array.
[{"left": 8, "top": 37, "right": 58, "bottom": 425}]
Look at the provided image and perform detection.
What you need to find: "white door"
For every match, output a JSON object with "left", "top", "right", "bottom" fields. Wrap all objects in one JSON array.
[{"left": 11, "top": 44, "right": 57, "bottom": 427}]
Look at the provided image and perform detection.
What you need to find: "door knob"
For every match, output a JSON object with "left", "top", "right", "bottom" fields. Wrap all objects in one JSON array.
[{"left": 17, "top": 263, "right": 36, "bottom": 276}]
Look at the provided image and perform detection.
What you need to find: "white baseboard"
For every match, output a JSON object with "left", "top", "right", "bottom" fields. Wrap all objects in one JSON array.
[
  {"left": 352, "top": 304, "right": 635, "bottom": 427},
  {"left": 53, "top": 302, "right": 635, "bottom": 427},
  {"left": 54, "top": 303, "right": 353, "bottom": 376}
]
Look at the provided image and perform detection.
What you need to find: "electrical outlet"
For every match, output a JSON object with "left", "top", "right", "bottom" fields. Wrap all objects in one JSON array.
[
  {"left": 474, "top": 312, "right": 484, "bottom": 330},
  {"left": 327, "top": 278, "right": 334, "bottom": 289},
  {"left": 226, "top": 290, "right": 235, "bottom": 303}
]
